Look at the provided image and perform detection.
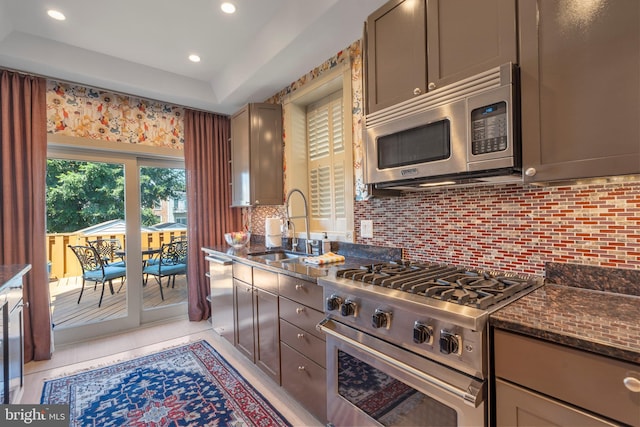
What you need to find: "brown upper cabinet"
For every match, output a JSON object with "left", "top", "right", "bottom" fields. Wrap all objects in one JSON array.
[
  {"left": 230, "top": 103, "right": 283, "bottom": 207},
  {"left": 365, "top": 0, "right": 517, "bottom": 114},
  {"left": 519, "top": 0, "right": 640, "bottom": 183}
]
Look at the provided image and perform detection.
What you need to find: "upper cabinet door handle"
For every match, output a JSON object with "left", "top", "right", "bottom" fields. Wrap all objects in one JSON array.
[
  {"left": 413, "top": 87, "right": 422, "bottom": 95},
  {"left": 427, "top": 82, "right": 436, "bottom": 90}
]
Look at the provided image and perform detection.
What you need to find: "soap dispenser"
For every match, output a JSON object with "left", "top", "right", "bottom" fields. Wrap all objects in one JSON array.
[{"left": 322, "top": 232, "right": 331, "bottom": 254}]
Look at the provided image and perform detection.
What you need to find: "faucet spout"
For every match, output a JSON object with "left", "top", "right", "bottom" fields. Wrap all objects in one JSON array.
[{"left": 284, "top": 188, "right": 312, "bottom": 253}]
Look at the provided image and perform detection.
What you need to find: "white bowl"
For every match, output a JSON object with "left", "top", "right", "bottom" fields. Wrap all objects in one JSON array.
[{"left": 225, "top": 232, "right": 251, "bottom": 248}]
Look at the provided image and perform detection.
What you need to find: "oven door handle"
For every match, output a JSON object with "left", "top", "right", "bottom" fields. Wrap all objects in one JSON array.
[{"left": 318, "top": 318, "right": 483, "bottom": 408}]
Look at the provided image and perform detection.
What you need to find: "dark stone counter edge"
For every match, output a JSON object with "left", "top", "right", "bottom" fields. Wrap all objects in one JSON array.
[
  {"left": 546, "top": 262, "right": 640, "bottom": 297},
  {"left": 202, "top": 246, "right": 317, "bottom": 282},
  {"left": 201, "top": 245, "right": 383, "bottom": 283},
  {"left": 0, "top": 264, "right": 31, "bottom": 292},
  {"left": 490, "top": 317, "right": 640, "bottom": 365}
]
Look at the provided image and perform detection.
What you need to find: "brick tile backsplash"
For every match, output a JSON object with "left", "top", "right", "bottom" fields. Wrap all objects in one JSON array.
[
  {"left": 250, "top": 180, "right": 640, "bottom": 277},
  {"left": 355, "top": 181, "right": 640, "bottom": 276}
]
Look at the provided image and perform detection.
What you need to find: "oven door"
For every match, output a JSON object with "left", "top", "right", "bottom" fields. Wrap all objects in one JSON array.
[{"left": 318, "top": 318, "right": 486, "bottom": 427}]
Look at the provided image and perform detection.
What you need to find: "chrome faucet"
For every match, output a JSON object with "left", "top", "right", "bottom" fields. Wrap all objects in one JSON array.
[{"left": 284, "top": 188, "right": 312, "bottom": 253}]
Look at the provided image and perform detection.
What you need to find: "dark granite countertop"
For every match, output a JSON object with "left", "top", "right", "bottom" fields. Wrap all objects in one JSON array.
[
  {"left": 203, "top": 244, "right": 328, "bottom": 281},
  {"left": 202, "top": 243, "right": 399, "bottom": 283},
  {"left": 491, "top": 283, "right": 640, "bottom": 365},
  {"left": 0, "top": 264, "right": 31, "bottom": 292}
]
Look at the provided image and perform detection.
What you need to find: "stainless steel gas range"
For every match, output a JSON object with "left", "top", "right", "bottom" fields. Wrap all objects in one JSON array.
[{"left": 317, "top": 260, "right": 544, "bottom": 427}]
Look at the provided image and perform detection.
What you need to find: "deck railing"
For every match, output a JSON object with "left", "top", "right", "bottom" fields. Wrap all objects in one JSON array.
[{"left": 47, "top": 231, "right": 187, "bottom": 280}]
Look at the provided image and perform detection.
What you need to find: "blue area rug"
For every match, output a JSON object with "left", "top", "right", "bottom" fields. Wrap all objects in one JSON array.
[{"left": 41, "top": 340, "right": 292, "bottom": 426}]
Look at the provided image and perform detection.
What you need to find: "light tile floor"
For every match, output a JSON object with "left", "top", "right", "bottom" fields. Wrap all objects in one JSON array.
[{"left": 23, "top": 317, "right": 322, "bottom": 427}]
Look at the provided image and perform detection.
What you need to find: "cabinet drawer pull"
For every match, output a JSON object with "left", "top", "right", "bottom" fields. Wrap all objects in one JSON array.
[
  {"left": 428, "top": 82, "right": 436, "bottom": 90},
  {"left": 295, "top": 284, "right": 304, "bottom": 291},
  {"left": 298, "top": 365, "right": 306, "bottom": 371},
  {"left": 297, "top": 333, "right": 305, "bottom": 339},
  {"left": 413, "top": 87, "right": 422, "bottom": 95},
  {"left": 296, "top": 307, "right": 305, "bottom": 314},
  {"left": 624, "top": 376, "right": 640, "bottom": 392}
]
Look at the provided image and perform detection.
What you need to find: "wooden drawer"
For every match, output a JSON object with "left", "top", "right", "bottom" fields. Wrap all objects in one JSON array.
[
  {"left": 280, "top": 319, "right": 326, "bottom": 368},
  {"left": 494, "top": 329, "right": 640, "bottom": 427},
  {"left": 278, "top": 274, "right": 323, "bottom": 311},
  {"left": 279, "top": 296, "right": 325, "bottom": 340},
  {"left": 253, "top": 267, "right": 278, "bottom": 294},
  {"left": 281, "top": 343, "right": 327, "bottom": 423},
  {"left": 232, "top": 262, "right": 252, "bottom": 283}
]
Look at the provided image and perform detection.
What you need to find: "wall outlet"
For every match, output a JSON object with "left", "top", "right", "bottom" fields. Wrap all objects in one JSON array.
[{"left": 361, "top": 220, "right": 373, "bottom": 238}]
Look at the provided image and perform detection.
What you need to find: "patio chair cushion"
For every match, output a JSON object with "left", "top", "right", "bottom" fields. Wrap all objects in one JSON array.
[
  {"left": 85, "top": 265, "right": 127, "bottom": 282},
  {"left": 142, "top": 262, "right": 186, "bottom": 277}
]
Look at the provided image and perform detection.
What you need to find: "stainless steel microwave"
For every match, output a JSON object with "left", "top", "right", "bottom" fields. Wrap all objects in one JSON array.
[{"left": 365, "top": 63, "right": 522, "bottom": 190}]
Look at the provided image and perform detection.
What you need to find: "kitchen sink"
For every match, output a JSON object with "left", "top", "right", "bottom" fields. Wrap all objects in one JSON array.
[{"left": 248, "top": 250, "right": 304, "bottom": 262}]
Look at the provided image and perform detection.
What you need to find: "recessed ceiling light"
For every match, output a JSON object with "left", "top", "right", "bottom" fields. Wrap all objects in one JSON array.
[
  {"left": 188, "top": 54, "right": 201, "bottom": 63},
  {"left": 47, "top": 9, "right": 66, "bottom": 20},
  {"left": 221, "top": 2, "right": 236, "bottom": 14}
]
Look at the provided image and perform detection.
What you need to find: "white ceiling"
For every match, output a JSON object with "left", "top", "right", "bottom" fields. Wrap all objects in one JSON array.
[{"left": 0, "top": 0, "right": 387, "bottom": 115}]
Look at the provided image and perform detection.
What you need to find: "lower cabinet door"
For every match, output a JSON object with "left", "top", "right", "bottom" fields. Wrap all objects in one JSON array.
[
  {"left": 234, "top": 279, "right": 255, "bottom": 362},
  {"left": 495, "top": 379, "right": 620, "bottom": 427},
  {"left": 281, "top": 343, "right": 326, "bottom": 423},
  {"left": 255, "top": 288, "right": 280, "bottom": 384}
]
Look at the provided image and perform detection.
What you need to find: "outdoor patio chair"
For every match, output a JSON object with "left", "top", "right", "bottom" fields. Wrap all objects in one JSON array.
[
  {"left": 142, "top": 239, "right": 187, "bottom": 296},
  {"left": 88, "top": 238, "right": 126, "bottom": 292},
  {"left": 68, "top": 244, "right": 127, "bottom": 307},
  {"left": 88, "top": 238, "right": 126, "bottom": 267}
]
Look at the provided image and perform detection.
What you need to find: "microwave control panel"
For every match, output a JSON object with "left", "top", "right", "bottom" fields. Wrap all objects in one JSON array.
[{"left": 471, "top": 101, "right": 508, "bottom": 155}]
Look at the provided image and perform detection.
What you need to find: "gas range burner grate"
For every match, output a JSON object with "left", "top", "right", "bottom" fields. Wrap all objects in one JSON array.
[
  {"left": 335, "top": 261, "right": 535, "bottom": 309},
  {"left": 415, "top": 272, "right": 531, "bottom": 309}
]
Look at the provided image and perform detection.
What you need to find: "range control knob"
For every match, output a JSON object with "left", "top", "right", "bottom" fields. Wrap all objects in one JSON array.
[
  {"left": 372, "top": 309, "right": 392, "bottom": 329},
  {"left": 326, "top": 295, "right": 342, "bottom": 312},
  {"left": 341, "top": 300, "right": 357, "bottom": 317},
  {"left": 440, "top": 331, "right": 461, "bottom": 355},
  {"left": 413, "top": 322, "right": 433, "bottom": 345}
]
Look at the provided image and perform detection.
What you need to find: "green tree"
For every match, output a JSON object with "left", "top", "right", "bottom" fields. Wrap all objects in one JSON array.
[
  {"left": 46, "top": 160, "right": 185, "bottom": 233},
  {"left": 140, "top": 166, "right": 186, "bottom": 226}
]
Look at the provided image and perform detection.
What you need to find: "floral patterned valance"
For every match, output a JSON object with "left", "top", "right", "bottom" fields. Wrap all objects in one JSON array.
[{"left": 46, "top": 80, "right": 184, "bottom": 149}]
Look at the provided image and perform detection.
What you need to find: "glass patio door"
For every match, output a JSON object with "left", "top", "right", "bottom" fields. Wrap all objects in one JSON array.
[
  {"left": 47, "top": 151, "right": 187, "bottom": 344},
  {"left": 47, "top": 154, "right": 137, "bottom": 344},
  {"left": 139, "top": 161, "right": 188, "bottom": 323}
]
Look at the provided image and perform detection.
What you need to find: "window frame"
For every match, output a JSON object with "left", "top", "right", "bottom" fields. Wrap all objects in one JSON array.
[
  {"left": 306, "top": 90, "right": 347, "bottom": 232},
  {"left": 282, "top": 62, "right": 355, "bottom": 242}
]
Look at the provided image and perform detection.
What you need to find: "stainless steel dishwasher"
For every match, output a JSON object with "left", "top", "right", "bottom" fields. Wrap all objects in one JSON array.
[{"left": 205, "top": 254, "right": 234, "bottom": 345}]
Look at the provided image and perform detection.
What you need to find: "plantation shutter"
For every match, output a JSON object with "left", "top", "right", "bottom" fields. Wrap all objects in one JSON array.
[{"left": 307, "top": 91, "right": 345, "bottom": 231}]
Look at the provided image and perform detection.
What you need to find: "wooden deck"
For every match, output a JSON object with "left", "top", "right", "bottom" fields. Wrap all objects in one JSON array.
[{"left": 49, "top": 274, "right": 188, "bottom": 329}]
